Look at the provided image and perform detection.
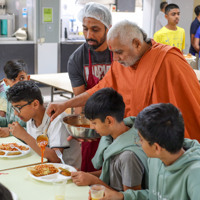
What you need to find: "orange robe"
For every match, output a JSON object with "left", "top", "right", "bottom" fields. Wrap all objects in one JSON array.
[{"left": 87, "top": 40, "right": 200, "bottom": 141}]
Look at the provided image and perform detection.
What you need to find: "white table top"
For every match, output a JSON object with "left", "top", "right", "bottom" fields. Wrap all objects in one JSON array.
[
  {"left": 0, "top": 136, "right": 47, "bottom": 171},
  {"left": 30, "top": 73, "right": 73, "bottom": 93},
  {"left": 1, "top": 167, "right": 89, "bottom": 200}
]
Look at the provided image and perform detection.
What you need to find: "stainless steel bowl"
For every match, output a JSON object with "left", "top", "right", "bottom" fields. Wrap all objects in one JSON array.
[{"left": 63, "top": 114, "right": 100, "bottom": 139}]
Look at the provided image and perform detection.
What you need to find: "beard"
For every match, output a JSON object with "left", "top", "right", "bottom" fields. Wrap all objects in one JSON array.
[{"left": 86, "top": 31, "right": 107, "bottom": 50}]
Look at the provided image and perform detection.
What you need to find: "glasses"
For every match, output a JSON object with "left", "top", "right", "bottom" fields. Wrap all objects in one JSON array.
[{"left": 12, "top": 101, "right": 33, "bottom": 113}]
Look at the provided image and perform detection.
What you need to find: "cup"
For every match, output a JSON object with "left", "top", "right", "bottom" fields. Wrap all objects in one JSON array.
[
  {"left": 90, "top": 184, "right": 105, "bottom": 200},
  {"left": 53, "top": 180, "right": 67, "bottom": 200}
]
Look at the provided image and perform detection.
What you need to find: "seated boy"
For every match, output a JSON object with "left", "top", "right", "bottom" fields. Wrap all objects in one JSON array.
[
  {"left": 71, "top": 88, "right": 148, "bottom": 191},
  {"left": 7, "top": 81, "right": 81, "bottom": 168},
  {"left": 98, "top": 103, "right": 200, "bottom": 200},
  {"left": 0, "top": 60, "right": 29, "bottom": 137}
]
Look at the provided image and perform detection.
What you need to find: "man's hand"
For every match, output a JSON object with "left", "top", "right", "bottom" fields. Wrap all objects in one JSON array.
[
  {"left": 0, "top": 127, "right": 9, "bottom": 137},
  {"left": 71, "top": 171, "right": 98, "bottom": 186},
  {"left": 67, "top": 135, "right": 98, "bottom": 142},
  {"left": 88, "top": 188, "right": 124, "bottom": 200},
  {"left": 8, "top": 122, "right": 27, "bottom": 140},
  {"left": 47, "top": 102, "right": 67, "bottom": 121}
]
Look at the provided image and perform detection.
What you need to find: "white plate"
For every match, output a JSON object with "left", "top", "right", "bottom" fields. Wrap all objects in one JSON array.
[
  {"left": 184, "top": 55, "right": 196, "bottom": 61},
  {"left": 28, "top": 163, "right": 77, "bottom": 183},
  {"left": 11, "top": 191, "right": 18, "bottom": 200},
  {"left": 0, "top": 142, "right": 30, "bottom": 158}
]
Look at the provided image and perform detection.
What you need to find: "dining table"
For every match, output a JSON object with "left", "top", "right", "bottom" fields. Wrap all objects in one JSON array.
[
  {"left": 0, "top": 167, "right": 90, "bottom": 200},
  {"left": 0, "top": 136, "right": 47, "bottom": 171}
]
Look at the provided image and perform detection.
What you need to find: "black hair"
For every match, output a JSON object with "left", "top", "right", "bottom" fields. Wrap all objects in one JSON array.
[
  {"left": 7, "top": 81, "right": 43, "bottom": 105},
  {"left": 194, "top": 5, "right": 200, "bottom": 16},
  {"left": 84, "top": 87, "right": 125, "bottom": 122},
  {"left": 4, "top": 59, "right": 28, "bottom": 80},
  {"left": 134, "top": 103, "right": 184, "bottom": 154},
  {"left": 0, "top": 183, "right": 13, "bottom": 200},
  {"left": 160, "top": 2, "right": 168, "bottom": 10},
  {"left": 165, "top": 3, "right": 179, "bottom": 14}
]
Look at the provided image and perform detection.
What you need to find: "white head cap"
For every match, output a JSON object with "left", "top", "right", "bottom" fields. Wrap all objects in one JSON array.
[{"left": 78, "top": 2, "right": 112, "bottom": 29}]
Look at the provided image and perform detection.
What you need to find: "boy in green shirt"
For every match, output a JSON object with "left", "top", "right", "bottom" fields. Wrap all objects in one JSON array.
[
  {"left": 96, "top": 103, "right": 200, "bottom": 200},
  {"left": 0, "top": 60, "right": 29, "bottom": 137}
]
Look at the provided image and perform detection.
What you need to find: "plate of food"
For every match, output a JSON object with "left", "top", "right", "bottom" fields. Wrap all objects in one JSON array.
[
  {"left": 27, "top": 163, "right": 77, "bottom": 183},
  {"left": 0, "top": 142, "right": 30, "bottom": 158},
  {"left": 184, "top": 53, "right": 196, "bottom": 63}
]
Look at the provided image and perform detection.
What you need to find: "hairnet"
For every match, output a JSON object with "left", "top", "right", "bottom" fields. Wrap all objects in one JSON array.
[{"left": 78, "top": 2, "right": 112, "bottom": 29}]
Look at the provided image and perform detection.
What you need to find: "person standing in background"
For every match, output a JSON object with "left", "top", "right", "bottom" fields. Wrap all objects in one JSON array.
[
  {"left": 155, "top": 1, "right": 168, "bottom": 32},
  {"left": 154, "top": 3, "right": 185, "bottom": 52},
  {"left": 193, "top": 26, "right": 200, "bottom": 70},
  {"left": 189, "top": 5, "right": 200, "bottom": 56},
  {"left": 67, "top": 2, "right": 113, "bottom": 172}
]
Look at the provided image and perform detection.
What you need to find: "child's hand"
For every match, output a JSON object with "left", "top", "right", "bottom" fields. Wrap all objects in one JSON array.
[
  {"left": 8, "top": 122, "right": 27, "bottom": 140},
  {"left": 71, "top": 171, "right": 97, "bottom": 186},
  {"left": 0, "top": 127, "right": 9, "bottom": 137}
]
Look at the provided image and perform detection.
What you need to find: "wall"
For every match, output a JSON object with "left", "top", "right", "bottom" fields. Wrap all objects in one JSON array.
[{"left": 143, "top": 0, "right": 195, "bottom": 54}]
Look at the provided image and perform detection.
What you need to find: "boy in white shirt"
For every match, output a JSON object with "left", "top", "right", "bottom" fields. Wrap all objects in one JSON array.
[{"left": 7, "top": 81, "right": 81, "bottom": 169}]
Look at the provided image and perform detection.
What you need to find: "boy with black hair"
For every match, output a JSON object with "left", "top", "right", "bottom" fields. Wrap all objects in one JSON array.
[
  {"left": 71, "top": 88, "right": 148, "bottom": 192},
  {"left": 99, "top": 103, "right": 200, "bottom": 200},
  {"left": 154, "top": 3, "right": 185, "bottom": 52},
  {"left": 0, "top": 59, "right": 29, "bottom": 137},
  {"left": 7, "top": 81, "right": 81, "bottom": 168}
]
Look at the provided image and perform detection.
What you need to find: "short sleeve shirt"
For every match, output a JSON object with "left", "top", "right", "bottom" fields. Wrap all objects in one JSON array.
[
  {"left": 0, "top": 81, "right": 9, "bottom": 112},
  {"left": 67, "top": 43, "right": 112, "bottom": 88},
  {"left": 195, "top": 26, "right": 200, "bottom": 56},
  {"left": 189, "top": 17, "right": 200, "bottom": 55},
  {"left": 109, "top": 151, "right": 144, "bottom": 191},
  {"left": 27, "top": 109, "right": 81, "bottom": 168}
]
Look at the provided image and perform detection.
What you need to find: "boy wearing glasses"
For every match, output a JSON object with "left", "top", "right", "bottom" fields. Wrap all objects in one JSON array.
[
  {"left": 7, "top": 81, "right": 81, "bottom": 168},
  {"left": 0, "top": 60, "right": 29, "bottom": 137},
  {"left": 71, "top": 88, "right": 148, "bottom": 192},
  {"left": 97, "top": 103, "right": 200, "bottom": 200}
]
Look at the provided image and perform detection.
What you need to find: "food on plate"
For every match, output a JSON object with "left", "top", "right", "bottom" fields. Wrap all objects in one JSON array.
[
  {"left": 0, "top": 143, "right": 29, "bottom": 151},
  {"left": 184, "top": 53, "right": 193, "bottom": 58},
  {"left": 59, "top": 167, "right": 71, "bottom": 176},
  {"left": 28, "top": 164, "right": 59, "bottom": 177},
  {"left": 0, "top": 151, "right": 5, "bottom": 155},
  {"left": 7, "top": 151, "right": 22, "bottom": 156}
]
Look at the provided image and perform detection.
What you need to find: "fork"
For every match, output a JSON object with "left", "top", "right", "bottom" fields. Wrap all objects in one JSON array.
[
  {"left": 10, "top": 144, "right": 23, "bottom": 153},
  {"left": 55, "top": 149, "right": 65, "bottom": 164}
]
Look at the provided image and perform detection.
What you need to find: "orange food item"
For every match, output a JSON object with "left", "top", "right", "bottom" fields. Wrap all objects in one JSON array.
[
  {"left": 37, "top": 135, "right": 48, "bottom": 163},
  {"left": 59, "top": 167, "right": 71, "bottom": 176},
  {"left": 29, "top": 164, "right": 59, "bottom": 177},
  {"left": 0, "top": 143, "right": 29, "bottom": 151},
  {"left": 184, "top": 53, "right": 192, "bottom": 58},
  {"left": 73, "top": 124, "right": 90, "bottom": 128},
  {"left": 0, "top": 151, "right": 5, "bottom": 155},
  {"left": 7, "top": 151, "right": 22, "bottom": 156}
]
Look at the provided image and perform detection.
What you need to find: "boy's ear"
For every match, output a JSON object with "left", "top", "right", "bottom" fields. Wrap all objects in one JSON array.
[
  {"left": 154, "top": 143, "right": 163, "bottom": 156},
  {"left": 3, "top": 78, "right": 9, "bottom": 86},
  {"left": 105, "top": 116, "right": 115, "bottom": 125},
  {"left": 32, "top": 99, "right": 40, "bottom": 108}
]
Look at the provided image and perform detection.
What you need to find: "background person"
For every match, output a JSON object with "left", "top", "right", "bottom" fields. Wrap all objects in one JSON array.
[
  {"left": 0, "top": 60, "right": 29, "bottom": 137},
  {"left": 154, "top": 3, "right": 185, "bottom": 52},
  {"left": 97, "top": 103, "right": 200, "bottom": 200},
  {"left": 7, "top": 81, "right": 81, "bottom": 169},
  {"left": 47, "top": 20, "right": 200, "bottom": 143},
  {"left": 71, "top": 88, "right": 148, "bottom": 192},
  {"left": 155, "top": 1, "right": 168, "bottom": 32},
  {"left": 67, "top": 2, "right": 113, "bottom": 172},
  {"left": 189, "top": 5, "right": 200, "bottom": 56}
]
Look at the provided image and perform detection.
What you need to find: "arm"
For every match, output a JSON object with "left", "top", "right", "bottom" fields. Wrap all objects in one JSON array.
[
  {"left": 0, "top": 127, "right": 9, "bottom": 137},
  {"left": 72, "top": 85, "right": 86, "bottom": 114},
  {"left": 71, "top": 171, "right": 113, "bottom": 190},
  {"left": 9, "top": 122, "right": 62, "bottom": 162},
  {"left": 47, "top": 91, "right": 90, "bottom": 121},
  {"left": 193, "top": 37, "right": 200, "bottom": 53}
]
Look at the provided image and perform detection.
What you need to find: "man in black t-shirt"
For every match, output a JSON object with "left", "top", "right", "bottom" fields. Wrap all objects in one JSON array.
[{"left": 67, "top": 2, "right": 113, "bottom": 172}]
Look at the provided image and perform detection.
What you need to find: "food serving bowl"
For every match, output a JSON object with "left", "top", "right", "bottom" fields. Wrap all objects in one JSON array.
[{"left": 63, "top": 114, "right": 100, "bottom": 139}]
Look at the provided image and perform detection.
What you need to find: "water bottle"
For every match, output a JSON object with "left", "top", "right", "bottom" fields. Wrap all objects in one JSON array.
[{"left": 22, "top": 7, "right": 28, "bottom": 29}]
